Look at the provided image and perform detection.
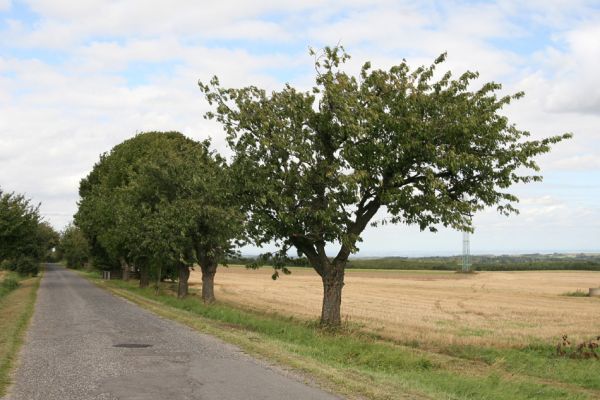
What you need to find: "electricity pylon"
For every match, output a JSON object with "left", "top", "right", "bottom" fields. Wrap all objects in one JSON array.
[{"left": 462, "top": 231, "right": 471, "bottom": 272}]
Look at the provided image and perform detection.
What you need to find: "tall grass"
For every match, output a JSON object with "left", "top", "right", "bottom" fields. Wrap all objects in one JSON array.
[
  {"left": 0, "top": 274, "right": 20, "bottom": 299},
  {"left": 0, "top": 274, "right": 41, "bottom": 396}
]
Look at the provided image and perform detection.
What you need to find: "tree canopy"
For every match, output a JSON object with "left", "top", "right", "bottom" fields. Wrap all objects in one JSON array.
[
  {"left": 75, "top": 131, "right": 243, "bottom": 301},
  {"left": 0, "top": 189, "right": 41, "bottom": 261},
  {"left": 59, "top": 224, "right": 90, "bottom": 269},
  {"left": 200, "top": 46, "right": 571, "bottom": 325},
  {"left": 0, "top": 188, "right": 57, "bottom": 275}
]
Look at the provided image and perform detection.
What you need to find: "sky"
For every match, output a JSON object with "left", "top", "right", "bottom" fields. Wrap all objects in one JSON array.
[{"left": 0, "top": 0, "right": 599, "bottom": 256}]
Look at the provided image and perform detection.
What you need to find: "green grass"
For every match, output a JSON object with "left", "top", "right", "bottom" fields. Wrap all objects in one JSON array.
[
  {"left": 442, "top": 343, "right": 600, "bottom": 390},
  {"left": 0, "top": 274, "right": 20, "bottom": 299},
  {"left": 563, "top": 289, "right": 589, "bottom": 297},
  {"left": 0, "top": 271, "right": 41, "bottom": 396},
  {"left": 456, "top": 327, "right": 493, "bottom": 337},
  {"left": 79, "top": 269, "right": 600, "bottom": 400}
]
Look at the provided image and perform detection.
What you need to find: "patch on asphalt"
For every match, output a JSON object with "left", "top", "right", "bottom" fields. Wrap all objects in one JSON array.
[{"left": 113, "top": 343, "right": 153, "bottom": 348}]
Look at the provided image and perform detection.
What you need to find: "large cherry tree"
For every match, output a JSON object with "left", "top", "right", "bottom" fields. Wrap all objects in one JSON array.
[{"left": 200, "top": 47, "right": 570, "bottom": 326}]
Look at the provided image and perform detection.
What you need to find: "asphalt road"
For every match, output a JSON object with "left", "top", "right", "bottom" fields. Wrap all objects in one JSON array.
[{"left": 5, "top": 264, "right": 341, "bottom": 400}]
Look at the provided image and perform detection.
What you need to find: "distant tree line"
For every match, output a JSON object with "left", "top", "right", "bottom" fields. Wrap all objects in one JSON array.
[
  {"left": 344, "top": 256, "right": 600, "bottom": 271},
  {"left": 226, "top": 255, "right": 600, "bottom": 271}
]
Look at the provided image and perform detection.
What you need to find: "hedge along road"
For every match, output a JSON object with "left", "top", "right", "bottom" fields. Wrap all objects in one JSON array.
[{"left": 4, "top": 264, "right": 341, "bottom": 400}]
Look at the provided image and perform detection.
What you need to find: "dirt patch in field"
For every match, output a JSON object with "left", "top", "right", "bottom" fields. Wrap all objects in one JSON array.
[{"left": 189, "top": 266, "right": 600, "bottom": 347}]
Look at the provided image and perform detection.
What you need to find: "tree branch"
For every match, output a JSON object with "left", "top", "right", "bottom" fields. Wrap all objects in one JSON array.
[
  {"left": 335, "top": 195, "right": 381, "bottom": 263},
  {"left": 289, "top": 235, "right": 324, "bottom": 275}
]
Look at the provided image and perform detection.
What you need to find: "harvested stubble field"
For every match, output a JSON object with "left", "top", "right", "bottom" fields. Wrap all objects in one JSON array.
[{"left": 189, "top": 266, "right": 600, "bottom": 347}]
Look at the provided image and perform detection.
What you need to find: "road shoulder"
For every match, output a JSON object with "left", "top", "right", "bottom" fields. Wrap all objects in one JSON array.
[{"left": 0, "top": 272, "right": 41, "bottom": 398}]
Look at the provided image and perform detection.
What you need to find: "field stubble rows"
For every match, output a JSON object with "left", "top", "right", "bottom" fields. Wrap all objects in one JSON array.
[{"left": 190, "top": 266, "right": 600, "bottom": 347}]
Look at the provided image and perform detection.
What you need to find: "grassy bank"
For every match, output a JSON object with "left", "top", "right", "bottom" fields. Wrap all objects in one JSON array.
[
  {"left": 0, "top": 273, "right": 20, "bottom": 300},
  {"left": 79, "top": 269, "right": 600, "bottom": 400},
  {"left": 0, "top": 271, "right": 41, "bottom": 396}
]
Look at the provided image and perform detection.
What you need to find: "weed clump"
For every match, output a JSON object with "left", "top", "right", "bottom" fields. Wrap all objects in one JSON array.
[
  {"left": 563, "top": 290, "right": 589, "bottom": 297},
  {"left": 0, "top": 275, "right": 20, "bottom": 299},
  {"left": 556, "top": 335, "right": 599, "bottom": 359}
]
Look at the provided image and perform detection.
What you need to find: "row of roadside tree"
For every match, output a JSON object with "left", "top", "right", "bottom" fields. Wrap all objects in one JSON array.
[
  {"left": 74, "top": 132, "right": 242, "bottom": 303},
  {"left": 68, "top": 47, "right": 571, "bottom": 325}
]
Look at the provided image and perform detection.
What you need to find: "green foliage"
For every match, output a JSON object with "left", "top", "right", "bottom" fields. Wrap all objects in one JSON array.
[
  {"left": 0, "top": 260, "right": 10, "bottom": 272},
  {"left": 0, "top": 189, "right": 41, "bottom": 261},
  {"left": 563, "top": 290, "right": 589, "bottom": 297},
  {"left": 13, "top": 257, "right": 39, "bottom": 276},
  {"left": 0, "top": 275, "right": 20, "bottom": 298},
  {"left": 201, "top": 46, "right": 570, "bottom": 262},
  {"left": 200, "top": 45, "right": 571, "bottom": 324},
  {"left": 1, "top": 276, "right": 19, "bottom": 290},
  {"left": 59, "top": 224, "right": 90, "bottom": 269},
  {"left": 75, "top": 131, "right": 243, "bottom": 281},
  {"left": 36, "top": 222, "right": 60, "bottom": 262},
  {"left": 0, "top": 257, "right": 39, "bottom": 276},
  {"left": 0, "top": 189, "right": 57, "bottom": 273}
]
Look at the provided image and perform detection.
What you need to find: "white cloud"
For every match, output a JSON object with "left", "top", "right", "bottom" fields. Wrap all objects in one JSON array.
[
  {"left": 553, "top": 154, "right": 600, "bottom": 170},
  {"left": 8, "top": 0, "right": 329, "bottom": 48},
  {"left": 0, "top": 44, "right": 297, "bottom": 229},
  {"left": 539, "top": 23, "right": 600, "bottom": 115},
  {"left": 0, "top": 0, "right": 598, "bottom": 253}
]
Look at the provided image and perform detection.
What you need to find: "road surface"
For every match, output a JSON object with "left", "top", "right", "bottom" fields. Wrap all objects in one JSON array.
[{"left": 5, "top": 264, "right": 340, "bottom": 400}]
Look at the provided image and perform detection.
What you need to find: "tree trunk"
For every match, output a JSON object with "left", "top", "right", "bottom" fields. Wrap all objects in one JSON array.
[
  {"left": 200, "top": 261, "right": 217, "bottom": 304},
  {"left": 196, "top": 246, "right": 219, "bottom": 304},
  {"left": 119, "top": 257, "right": 129, "bottom": 281},
  {"left": 139, "top": 266, "right": 149, "bottom": 288},
  {"left": 319, "top": 262, "right": 345, "bottom": 327},
  {"left": 178, "top": 263, "right": 190, "bottom": 298}
]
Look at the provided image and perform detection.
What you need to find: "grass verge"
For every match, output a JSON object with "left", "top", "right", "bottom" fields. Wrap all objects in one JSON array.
[
  {"left": 0, "top": 271, "right": 41, "bottom": 396},
  {"left": 0, "top": 274, "right": 20, "bottom": 300},
  {"left": 79, "top": 269, "right": 600, "bottom": 400}
]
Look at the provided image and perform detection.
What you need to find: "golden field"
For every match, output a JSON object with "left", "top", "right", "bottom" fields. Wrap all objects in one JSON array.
[{"left": 189, "top": 266, "right": 600, "bottom": 347}]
